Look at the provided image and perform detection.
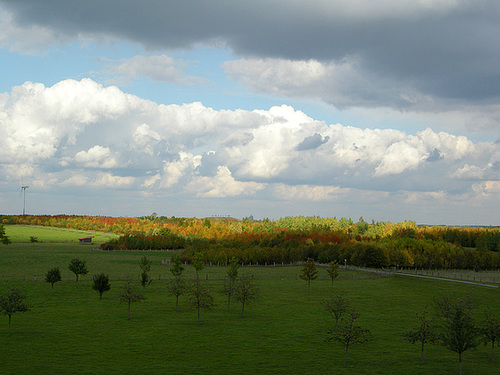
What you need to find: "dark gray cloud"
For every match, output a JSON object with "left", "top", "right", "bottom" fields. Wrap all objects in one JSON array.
[{"left": 3, "top": 0, "right": 500, "bottom": 104}]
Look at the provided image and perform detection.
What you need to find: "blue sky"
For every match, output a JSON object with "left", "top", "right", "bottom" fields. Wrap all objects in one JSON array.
[{"left": 0, "top": 1, "right": 499, "bottom": 225}]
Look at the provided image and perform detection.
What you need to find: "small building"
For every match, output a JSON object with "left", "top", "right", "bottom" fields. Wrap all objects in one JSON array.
[{"left": 78, "top": 236, "right": 94, "bottom": 245}]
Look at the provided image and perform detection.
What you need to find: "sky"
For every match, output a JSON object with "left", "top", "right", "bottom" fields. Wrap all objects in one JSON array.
[{"left": 0, "top": 0, "right": 499, "bottom": 225}]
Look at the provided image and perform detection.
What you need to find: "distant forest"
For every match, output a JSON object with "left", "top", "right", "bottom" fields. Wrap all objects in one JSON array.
[{"left": 2, "top": 215, "right": 500, "bottom": 270}]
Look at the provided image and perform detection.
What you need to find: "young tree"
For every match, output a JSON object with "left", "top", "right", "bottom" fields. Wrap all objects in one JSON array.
[
  {"left": 233, "top": 275, "right": 259, "bottom": 318},
  {"left": 187, "top": 280, "right": 214, "bottom": 325},
  {"left": 167, "top": 254, "right": 186, "bottom": 312},
  {"left": 170, "top": 254, "right": 185, "bottom": 277},
  {"left": 220, "top": 257, "right": 240, "bottom": 311},
  {"left": 139, "top": 256, "right": 152, "bottom": 288},
  {"left": 434, "top": 295, "right": 479, "bottom": 375},
  {"left": 479, "top": 309, "right": 500, "bottom": 362},
  {"left": 0, "top": 287, "right": 30, "bottom": 336},
  {"left": 45, "top": 267, "right": 62, "bottom": 295},
  {"left": 119, "top": 280, "right": 146, "bottom": 320},
  {"left": 192, "top": 252, "right": 204, "bottom": 281},
  {"left": 0, "top": 224, "right": 11, "bottom": 245},
  {"left": 167, "top": 276, "right": 186, "bottom": 312},
  {"left": 68, "top": 258, "right": 88, "bottom": 286},
  {"left": 326, "top": 261, "right": 339, "bottom": 288},
  {"left": 321, "top": 295, "right": 351, "bottom": 327},
  {"left": 92, "top": 273, "right": 111, "bottom": 300},
  {"left": 403, "top": 310, "right": 439, "bottom": 364},
  {"left": 326, "top": 310, "right": 372, "bottom": 367},
  {"left": 30, "top": 236, "right": 38, "bottom": 244},
  {"left": 299, "top": 258, "right": 318, "bottom": 294}
]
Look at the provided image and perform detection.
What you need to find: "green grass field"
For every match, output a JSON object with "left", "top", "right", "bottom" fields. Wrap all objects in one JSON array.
[
  {"left": 4, "top": 224, "right": 117, "bottom": 243},
  {"left": 0, "top": 226, "right": 499, "bottom": 374}
]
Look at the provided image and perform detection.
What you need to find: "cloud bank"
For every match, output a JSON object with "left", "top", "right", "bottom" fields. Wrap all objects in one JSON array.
[{"left": 1, "top": 79, "right": 498, "bottom": 222}]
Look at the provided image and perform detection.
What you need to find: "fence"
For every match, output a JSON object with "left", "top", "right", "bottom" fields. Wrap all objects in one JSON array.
[{"left": 2, "top": 264, "right": 498, "bottom": 284}]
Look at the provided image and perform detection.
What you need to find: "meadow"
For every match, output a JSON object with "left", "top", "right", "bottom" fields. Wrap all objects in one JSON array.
[{"left": 0, "top": 225, "right": 499, "bottom": 374}]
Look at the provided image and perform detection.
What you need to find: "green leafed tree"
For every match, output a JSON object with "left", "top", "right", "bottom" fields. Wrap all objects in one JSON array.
[
  {"left": 119, "top": 280, "right": 146, "bottom": 320},
  {"left": 434, "top": 295, "right": 479, "bottom": 375},
  {"left": 92, "top": 273, "right": 111, "bottom": 300},
  {"left": 139, "top": 256, "right": 152, "bottom": 288},
  {"left": 187, "top": 280, "right": 214, "bottom": 325},
  {"left": 0, "top": 287, "right": 30, "bottom": 336},
  {"left": 326, "top": 261, "right": 339, "bottom": 288},
  {"left": 220, "top": 257, "right": 240, "bottom": 311},
  {"left": 0, "top": 224, "right": 11, "bottom": 245},
  {"left": 403, "top": 310, "right": 439, "bottom": 364},
  {"left": 68, "top": 258, "right": 88, "bottom": 286},
  {"left": 299, "top": 258, "right": 318, "bottom": 294},
  {"left": 326, "top": 310, "right": 372, "bottom": 367},
  {"left": 479, "top": 309, "right": 500, "bottom": 362},
  {"left": 321, "top": 295, "right": 351, "bottom": 327},
  {"left": 233, "top": 275, "right": 259, "bottom": 318},
  {"left": 167, "top": 275, "right": 186, "bottom": 312},
  {"left": 192, "top": 252, "right": 205, "bottom": 281},
  {"left": 170, "top": 254, "right": 185, "bottom": 277},
  {"left": 45, "top": 267, "right": 62, "bottom": 295}
]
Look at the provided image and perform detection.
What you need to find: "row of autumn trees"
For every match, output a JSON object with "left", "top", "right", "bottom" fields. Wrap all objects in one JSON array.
[
  {"left": 2, "top": 215, "right": 500, "bottom": 270},
  {"left": 3, "top": 214, "right": 500, "bottom": 250}
]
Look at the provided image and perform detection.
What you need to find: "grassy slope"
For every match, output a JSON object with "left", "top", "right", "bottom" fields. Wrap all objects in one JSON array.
[
  {"left": 4, "top": 224, "right": 117, "bottom": 243},
  {"left": 0, "top": 227, "right": 499, "bottom": 374}
]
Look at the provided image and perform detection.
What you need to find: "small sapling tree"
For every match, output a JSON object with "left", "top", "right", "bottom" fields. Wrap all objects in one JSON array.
[
  {"left": 321, "top": 295, "right": 351, "bottom": 327},
  {"left": 167, "top": 276, "right": 186, "bottom": 312},
  {"left": 233, "top": 275, "right": 259, "bottom": 318},
  {"left": 170, "top": 254, "right": 185, "bottom": 278},
  {"left": 68, "top": 258, "right": 88, "bottom": 286},
  {"left": 434, "top": 294, "right": 479, "bottom": 375},
  {"left": 30, "top": 236, "right": 38, "bottom": 244},
  {"left": 119, "top": 280, "right": 146, "bottom": 320},
  {"left": 326, "top": 310, "right": 372, "bottom": 368},
  {"left": 220, "top": 257, "right": 240, "bottom": 311},
  {"left": 167, "top": 255, "right": 186, "bottom": 312},
  {"left": 326, "top": 261, "right": 339, "bottom": 288},
  {"left": 139, "top": 256, "right": 152, "bottom": 288},
  {"left": 45, "top": 267, "right": 62, "bottom": 295},
  {"left": 299, "top": 258, "right": 318, "bottom": 294},
  {"left": 192, "top": 252, "right": 204, "bottom": 281},
  {"left": 0, "top": 287, "right": 30, "bottom": 336},
  {"left": 403, "top": 310, "right": 439, "bottom": 364},
  {"left": 479, "top": 309, "right": 500, "bottom": 362},
  {"left": 187, "top": 280, "right": 214, "bottom": 325},
  {"left": 92, "top": 273, "right": 111, "bottom": 300}
]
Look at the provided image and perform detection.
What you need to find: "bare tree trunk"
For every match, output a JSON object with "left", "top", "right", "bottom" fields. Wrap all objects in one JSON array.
[
  {"left": 492, "top": 342, "right": 495, "bottom": 362},
  {"left": 421, "top": 341, "right": 424, "bottom": 364},
  {"left": 8, "top": 315, "right": 11, "bottom": 336},
  {"left": 128, "top": 301, "right": 131, "bottom": 320},
  {"left": 344, "top": 344, "right": 349, "bottom": 367},
  {"left": 197, "top": 307, "right": 200, "bottom": 326},
  {"left": 175, "top": 296, "right": 179, "bottom": 312},
  {"left": 458, "top": 352, "right": 462, "bottom": 375}
]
